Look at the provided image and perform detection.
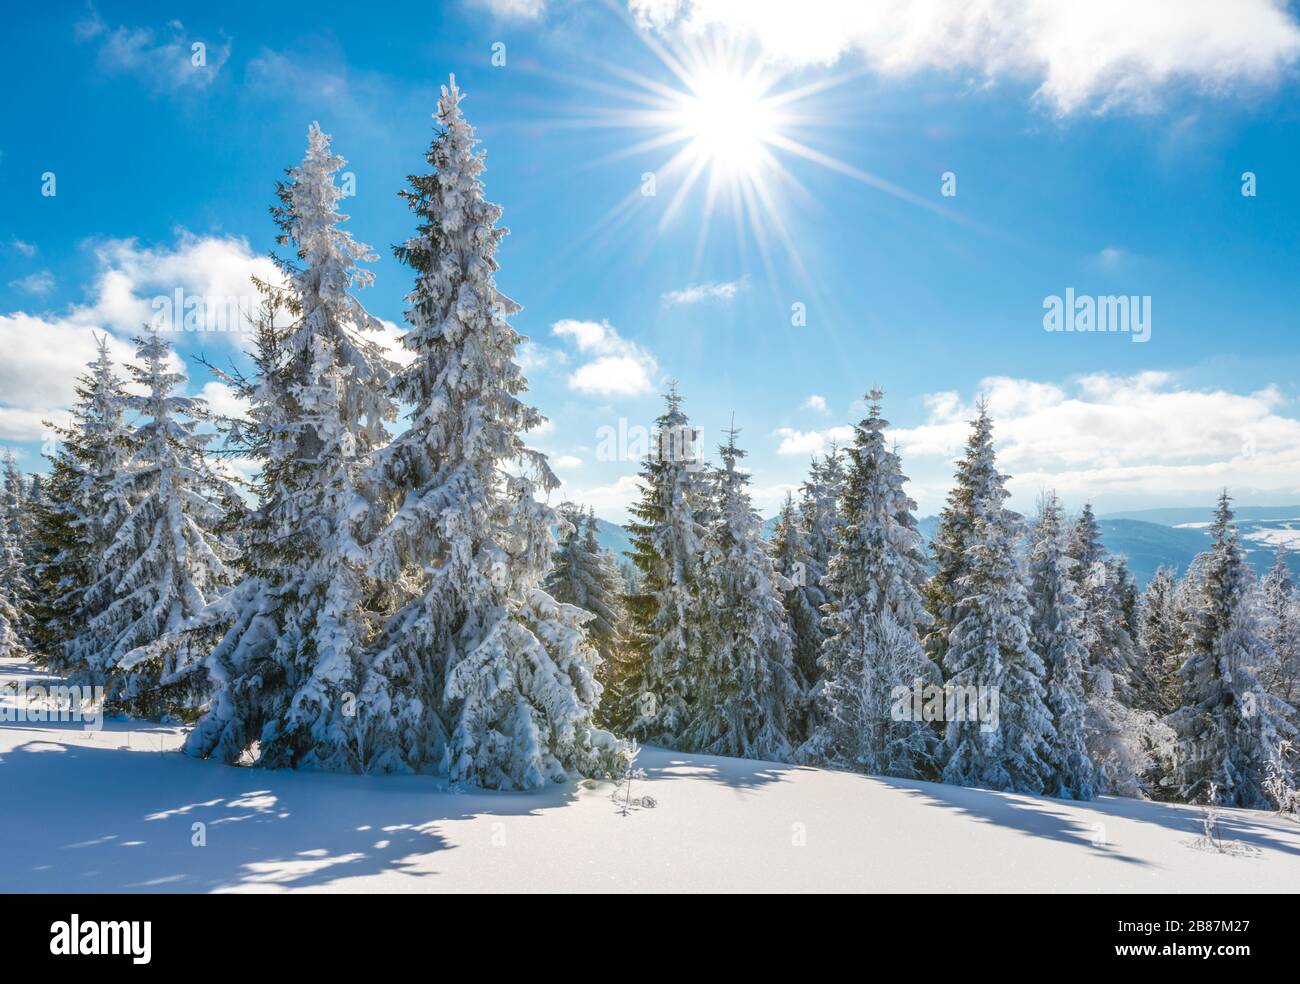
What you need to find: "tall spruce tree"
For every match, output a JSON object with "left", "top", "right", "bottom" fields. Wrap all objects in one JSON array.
[
  {"left": 770, "top": 492, "right": 822, "bottom": 727},
  {"left": 187, "top": 122, "right": 398, "bottom": 768},
  {"left": 679, "top": 425, "right": 799, "bottom": 761},
  {"left": 937, "top": 405, "right": 1054, "bottom": 793},
  {"left": 357, "top": 78, "right": 631, "bottom": 789},
  {"left": 803, "top": 391, "right": 938, "bottom": 778},
  {"left": 611, "top": 383, "right": 710, "bottom": 745},
  {"left": 1139, "top": 566, "right": 1184, "bottom": 716},
  {"left": 1172, "top": 492, "right": 1297, "bottom": 807},
  {"left": 30, "top": 338, "right": 133, "bottom": 669},
  {"left": 545, "top": 504, "right": 628, "bottom": 694},
  {"left": 0, "top": 450, "right": 27, "bottom": 659},
  {"left": 79, "top": 329, "right": 238, "bottom": 715},
  {"left": 1068, "top": 504, "right": 1144, "bottom": 704},
  {"left": 1026, "top": 492, "right": 1094, "bottom": 799},
  {"left": 1258, "top": 548, "right": 1299, "bottom": 711}
]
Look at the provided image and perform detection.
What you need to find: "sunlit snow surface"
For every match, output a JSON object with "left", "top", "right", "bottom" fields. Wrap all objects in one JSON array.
[{"left": 2, "top": 658, "right": 1298, "bottom": 893}]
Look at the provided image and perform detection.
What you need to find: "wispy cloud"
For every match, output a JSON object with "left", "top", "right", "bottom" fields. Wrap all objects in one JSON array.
[
  {"left": 802, "top": 394, "right": 829, "bottom": 415},
  {"left": 75, "top": 9, "right": 231, "bottom": 94},
  {"left": 7, "top": 271, "right": 55, "bottom": 296},
  {"left": 469, "top": 0, "right": 547, "bottom": 20},
  {"left": 661, "top": 278, "right": 745, "bottom": 306}
]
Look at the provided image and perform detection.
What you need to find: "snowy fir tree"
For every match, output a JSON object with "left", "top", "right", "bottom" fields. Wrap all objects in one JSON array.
[
  {"left": 1068, "top": 504, "right": 1144, "bottom": 705},
  {"left": 37, "top": 338, "right": 135, "bottom": 672},
  {"left": 770, "top": 492, "right": 822, "bottom": 726},
  {"left": 611, "top": 383, "right": 711, "bottom": 745},
  {"left": 1139, "top": 566, "right": 1185, "bottom": 716},
  {"left": 1171, "top": 492, "right": 1297, "bottom": 807},
  {"left": 357, "top": 78, "right": 631, "bottom": 788},
  {"left": 70, "top": 330, "right": 236, "bottom": 715},
  {"left": 187, "top": 122, "right": 398, "bottom": 767},
  {"left": 937, "top": 405, "right": 1055, "bottom": 794},
  {"left": 545, "top": 504, "right": 628, "bottom": 694},
  {"left": 1257, "top": 548, "right": 1300, "bottom": 711},
  {"left": 802, "top": 391, "right": 939, "bottom": 778},
  {"left": 678, "top": 425, "right": 799, "bottom": 760},
  {"left": 1026, "top": 493, "right": 1094, "bottom": 799},
  {"left": 0, "top": 451, "right": 28, "bottom": 659}
]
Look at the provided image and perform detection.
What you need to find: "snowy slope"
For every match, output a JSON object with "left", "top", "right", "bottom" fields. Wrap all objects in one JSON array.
[{"left": 3, "top": 657, "right": 1298, "bottom": 893}]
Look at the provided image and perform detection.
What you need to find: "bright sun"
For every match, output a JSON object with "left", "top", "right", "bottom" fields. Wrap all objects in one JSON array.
[{"left": 673, "top": 67, "right": 778, "bottom": 175}]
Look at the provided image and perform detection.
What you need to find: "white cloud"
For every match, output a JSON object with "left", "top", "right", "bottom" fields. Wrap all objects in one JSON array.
[
  {"left": 517, "top": 339, "right": 568, "bottom": 375},
  {"left": 552, "top": 455, "right": 583, "bottom": 470},
  {"left": 8, "top": 271, "right": 55, "bottom": 296},
  {"left": 802, "top": 394, "right": 829, "bottom": 414},
  {"left": 661, "top": 278, "right": 745, "bottom": 306},
  {"left": 197, "top": 381, "right": 251, "bottom": 422},
  {"left": 773, "top": 424, "right": 854, "bottom": 456},
  {"left": 631, "top": 0, "right": 1300, "bottom": 116},
  {"left": 0, "top": 311, "right": 138, "bottom": 439},
  {"left": 0, "top": 232, "right": 281, "bottom": 441},
  {"left": 9, "top": 240, "right": 36, "bottom": 258},
  {"left": 1096, "top": 246, "right": 1127, "bottom": 270},
  {"left": 75, "top": 11, "right": 231, "bottom": 93},
  {"left": 469, "top": 0, "right": 547, "bottom": 19},
  {"left": 552, "top": 318, "right": 658, "bottom": 396},
  {"left": 891, "top": 371, "right": 1300, "bottom": 512},
  {"left": 557, "top": 474, "right": 644, "bottom": 519}
]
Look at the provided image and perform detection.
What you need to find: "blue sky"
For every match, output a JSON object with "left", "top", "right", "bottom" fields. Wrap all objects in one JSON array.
[{"left": 3, "top": 0, "right": 1300, "bottom": 520}]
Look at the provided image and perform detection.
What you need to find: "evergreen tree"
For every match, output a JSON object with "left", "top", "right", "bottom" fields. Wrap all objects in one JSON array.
[
  {"left": 1139, "top": 566, "right": 1184, "bottom": 716},
  {"left": 679, "top": 425, "right": 799, "bottom": 760},
  {"left": 1258, "top": 548, "right": 1300, "bottom": 711},
  {"left": 545, "top": 504, "right": 628, "bottom": 693},
  {"left": 770, "top": 493, "right": 822, "bottom": 723},
  {"left": 74, "top": 329, "right": 237, "bottom": 715},
  {"left": 358, "top": 79, "right": 631, "bottom": 788},
  {"left": 937, "top": 405, "right": 1055, "bottom": 793},
  {"left": 803, "top": 391, "right": 938, "bottom": 778},
  {"left": 36, "top": 338, "right": 135, "bottom": 672},
  {"left": 611, "top": 383, "right": 710, "bottom": 745},
  {"left": 1171, "top": 491, "right": 1297, "bottom": 807},
  {"left": 0, "top": 450, "right": 27, "bottom": 658},
  {"left": 188, "top": 122, "right": 398, "bottom": 768},
  {"left": 1026, "top": 493, "right": 1094, "bottom": 799},
  {"left": 1068, "top": 504, "right": 1144, "bottom": 704}
]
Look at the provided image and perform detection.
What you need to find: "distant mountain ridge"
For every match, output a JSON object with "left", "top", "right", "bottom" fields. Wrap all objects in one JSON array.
[{"left": 594, "top": 507, "right": 1300, "bottom": 589}]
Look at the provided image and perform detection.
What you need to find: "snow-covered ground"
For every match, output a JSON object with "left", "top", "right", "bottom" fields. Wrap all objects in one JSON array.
[{"left": 3, "top": 658, "right": 1298, "bottom": 893}]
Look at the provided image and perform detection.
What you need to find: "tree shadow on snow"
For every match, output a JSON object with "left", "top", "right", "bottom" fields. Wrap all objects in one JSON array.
[
  {"left": 633, "top": 745, "right": 798, "bottom": 792},
  {"left": 881, "top": 776, "right": 1300, "bottom": 867},
  {"left": 0, "top": 730, "right": 583, "bottom": 893}
]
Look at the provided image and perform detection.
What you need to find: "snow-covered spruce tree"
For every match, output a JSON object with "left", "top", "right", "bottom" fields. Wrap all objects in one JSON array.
[
  {"left": 610, "top": 383, "right": 711, "bottom": 745},
  {"left": 1139, "top": 566, "right": 1185, "bottom": 716},
  {"left": 1026, "top": 493, "right": 1094, "bottom": 799},
  {"left": 545, "top": 504, "right": 628, "bottom": 692},
  {"left": 187, "top": 122, "right": 398, "bottom": 768},
  {"left": 1067, "top": 504, "right": 1145, "bottom": 705},
  {"left": 937, "top": 405, "right": 1055, "bottom": 793},
  {"left": 770, "top": 494, "right": 822, "bottom": 705},
  {"left": 357, "top": 78, "right": 631, "bottom": 789},
  {"left": 802, "top": 391, "right": 939, "bottom": 778},
  {"left": 1257, "top": 548, "right": 1299, "bottom": 712},
  {"left": 69, "top": 329, "right": 237, "bottom": 715},
  {"left": 1171, "top": 492, "right": 1297, "bottom": 807},
  {"left": 677, "top": 425, "right": 799, "bottom": 760},
  {"left": 0, "top": 450, "right": 28, "bottom": 659},
  {"left": 38, "top": 338, "right": 135, "bottom": 673}
]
